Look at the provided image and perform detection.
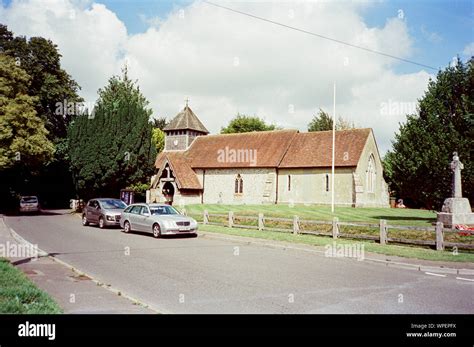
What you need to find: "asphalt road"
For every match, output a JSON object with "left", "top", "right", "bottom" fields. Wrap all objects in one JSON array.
[{"left": 4, "top": 210, "right": 474, "bottom": 313}]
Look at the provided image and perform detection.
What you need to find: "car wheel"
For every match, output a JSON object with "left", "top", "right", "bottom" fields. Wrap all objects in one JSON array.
[
  {"left": 82, "top": 215, "right": 89, "bottom": 226},
  {"left": 152, "top": 223, "right": 161, "bottom": 238},
  {"left": 123, "top": 221, "right": 131, "bottom": 233},
  {"left": 99, "top": 217, "right": 105, "bottom": 229}
]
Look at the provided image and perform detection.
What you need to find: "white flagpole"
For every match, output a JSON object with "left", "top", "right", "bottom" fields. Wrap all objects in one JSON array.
[{"left": 331, "top": 83, "right": 336, "bottom": 213}]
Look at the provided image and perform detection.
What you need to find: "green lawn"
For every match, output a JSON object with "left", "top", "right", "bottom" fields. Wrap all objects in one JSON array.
[
  {"left": 186, "top": 204, "right": 436, "bottom": 226},
  {"left": 0, "top": 258, "right": 62, "bottom": 314},
  {"left": 199, "top": 224, "right": 474, "bottom": 263}
]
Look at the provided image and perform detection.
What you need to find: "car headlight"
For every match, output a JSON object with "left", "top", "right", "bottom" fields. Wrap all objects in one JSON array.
[
  {"left": 163, "top": 220, "right": 176, "bottom": 228},
  {"left": 106, "top": 215, "right": 114, "bottom": 221}
]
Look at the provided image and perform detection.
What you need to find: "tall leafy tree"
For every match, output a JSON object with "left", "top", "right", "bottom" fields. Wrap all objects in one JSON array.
[
  {"left": 0, "top": 54, "right": 54, "bottom": 209},
  {"left": 0, "top": 24, "right": 82, "bottom": 207},
  {"left": 384, "top": 57, "right": 473, "bottom": 209},
  {"left": 153, "top": 116, "right": 168, "bottom": 130},
  {"left": 0, "top": 25, "right": 82, "bottom": 140},
  {"left": 0, "top": 54, "right": 54, "bottom": 169},
  {"left": 152, "top": 128, "right": 165, "bottom": 153},
  {"left": 308, "top": 109, "right": 355, "bottom": 131},
  {"left": 68, "top": 68, "right": 157, "bottom": 199},
  {"left": 221, "top": 113, "right": 277, "bottom": 133}
]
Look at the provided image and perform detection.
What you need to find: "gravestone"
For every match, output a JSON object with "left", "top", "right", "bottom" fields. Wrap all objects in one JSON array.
[{"left": 436, "top": 152, "right": 474, "bottom": 228}]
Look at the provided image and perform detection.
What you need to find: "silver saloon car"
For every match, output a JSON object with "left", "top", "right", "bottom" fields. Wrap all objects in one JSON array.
[{"left": 120, "top": 203, "right": 198, "bottom": 238}]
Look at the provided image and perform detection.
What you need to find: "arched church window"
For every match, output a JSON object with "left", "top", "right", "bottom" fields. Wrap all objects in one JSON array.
[
  {"left": 235, "top": 174, "right": 243, "bottom": 194},
  {"left": 366, "top": 155, "right": 376, "bottom": 193}
]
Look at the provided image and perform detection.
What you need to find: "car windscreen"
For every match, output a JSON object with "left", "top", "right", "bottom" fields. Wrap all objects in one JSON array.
[
  {"left": 150, "top": 206, "right": 179, "bottom": 215},
  {"left": 20, "top": 197, "right": 38, "bottom": 203},
  {"left": 100, "top": 200, "right": 127, "bottom": 209}
]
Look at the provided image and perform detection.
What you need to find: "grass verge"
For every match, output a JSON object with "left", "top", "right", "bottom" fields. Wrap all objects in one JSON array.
[
  {"left": 0, "top": 258, "right": 62, "bottom": 314},
  {"left": 199, "top": 224, "right": 474, "bottom": 263},
  {"left": 186, "top": 204, "right": 437, "bottom": 226}
]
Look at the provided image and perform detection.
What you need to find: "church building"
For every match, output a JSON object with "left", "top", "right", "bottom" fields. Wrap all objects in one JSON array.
[{"left": 147, "top": 105, "right": 390, "bottom": 207}]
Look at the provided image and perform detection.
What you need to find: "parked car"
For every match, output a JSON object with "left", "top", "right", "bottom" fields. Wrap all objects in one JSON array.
[
  {"left": 19, "top": 196, "right": 40, "bottom": 213},
  {"left": 82, "top": 198, "right": 127, "bottom": 228},
  {"left": 120, "top": 203, "right": 198, "bottom": 238}
]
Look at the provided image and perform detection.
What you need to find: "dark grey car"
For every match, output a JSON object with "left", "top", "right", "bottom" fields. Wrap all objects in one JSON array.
[{"left": 82, "top": 198, "right": 127, "bottom": 228}]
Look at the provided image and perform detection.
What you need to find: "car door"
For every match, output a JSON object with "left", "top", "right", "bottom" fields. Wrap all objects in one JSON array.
[
  {"left": 137, "top": 206, "right": 152, "bottom": 233},
  {"left": 128, "top": 205, "right": 142, "bottom": 231},
  {"left": 87, "top": 200, "right": 98, "bottom": 223}
]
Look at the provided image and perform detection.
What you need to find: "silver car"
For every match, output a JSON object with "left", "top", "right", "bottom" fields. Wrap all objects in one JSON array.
[
  {"left": 19, "top": 196, "right": 40, "bottom": 213},
  {"left": 120, "top": 203, "right": 198, "bottom": 238},
  {"left": 82, "top": 198, "right": 128, "bottom": 228}
]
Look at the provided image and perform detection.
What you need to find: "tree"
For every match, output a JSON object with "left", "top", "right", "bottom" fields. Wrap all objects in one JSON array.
[
  {"left": 336, "top": 117, "right": 356, "bottom": 130},
  {"left": 0, "top": 25, "right": 82, "bottom": 141},
  {"left": 308, "top": 109, "right": 333, "bottom": 131},
  {"left": 0, "top": 54, "right": 54, "bottom": 169},
  {"left": 383, "top": 57, "right": 473, "bottom": 209},
  {"left": 221, "top": 113, "right": 277, "bottom": 133},
  {"left": 152, "top": 128, "right": 165, "bottom": 153},
  {"left": 0, "top": 55, "right": 55, "bottom": 210},
  {"left": 0, "top": 24, "right": 83, "bottom": 208},
  {"left": 308, "top": 109, "right": 356, "bottom": 131},
  {"left": 153, "top": 117, "right": 168, "bottom": 130},
  {"left": 68, "top": 67, "right": 157, "bottom": 199}
]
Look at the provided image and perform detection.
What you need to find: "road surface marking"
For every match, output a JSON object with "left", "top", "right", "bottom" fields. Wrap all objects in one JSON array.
[
  {"left": 456, "top": 277, "right": 474, "bottom": 282},
  {"left": 424, "top": 272, "right": 446, "bottom": 277}
]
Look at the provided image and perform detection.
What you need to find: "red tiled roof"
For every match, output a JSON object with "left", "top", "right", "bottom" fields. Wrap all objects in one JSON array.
[
  {"left": 154, "top": 129, "right": 372, "bottom": 189},
  {"left": 155, "top": 152, "right": 202, "bottom": 190},
  {"left": 279, "top": 128, "right": 371, "bottom": 168},
  {"left": 187, "top": 130, "right": 298, "bottom": 168}
]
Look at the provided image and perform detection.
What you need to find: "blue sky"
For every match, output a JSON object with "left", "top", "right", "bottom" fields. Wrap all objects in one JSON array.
[
  {"left": 1, "top": 0, "right": 472, "bottom": 152},
  {"left": 2, "top": 0, "right": 472, "bottom": 73},
  {"left": 360, "top": 0, "right": 474, "bottom": 73},
  {"left": 95, "top": 0, "right": 473, "bottom": 73}
]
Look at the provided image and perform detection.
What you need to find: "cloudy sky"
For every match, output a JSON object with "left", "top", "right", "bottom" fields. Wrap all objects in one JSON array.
[{"left": 1, "top": 0, "right": 473, "bottom": 153}]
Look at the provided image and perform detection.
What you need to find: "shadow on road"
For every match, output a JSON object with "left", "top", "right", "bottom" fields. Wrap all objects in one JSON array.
[
  {"left": 1, "top": 209, "right": 69, "bottom": 217},
  {"left": 123, "top": 230, "right": 198, "bottom": 239}
]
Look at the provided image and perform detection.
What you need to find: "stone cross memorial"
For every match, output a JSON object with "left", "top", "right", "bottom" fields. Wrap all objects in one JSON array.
[
  {"left": 437, "top": 152, "right": 474, "bottom": 228},
  {"left": 450, "top": 152, "right": 463, "bottom": 198}
]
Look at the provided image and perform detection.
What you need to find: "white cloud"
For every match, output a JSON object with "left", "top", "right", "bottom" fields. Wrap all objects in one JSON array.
[
  {"left": 0, "top": 0, "right": 433, "bottom": 153},
  {"left": 463, "top": 42, "right": 474, "bottom": 57},
  {"left": 420, "top": 25, "right": 442, "bottom": 44}
]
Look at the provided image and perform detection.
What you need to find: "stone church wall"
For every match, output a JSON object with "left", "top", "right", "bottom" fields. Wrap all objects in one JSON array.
[
  {"left": 277, "top": 168, "right": 355, "bottom": 206},
  {"left": 354, "top": 133, "right": 390, "bottom": 207},
  {"left": 202, "top": 168, "right": 276, "bottom": 204}
]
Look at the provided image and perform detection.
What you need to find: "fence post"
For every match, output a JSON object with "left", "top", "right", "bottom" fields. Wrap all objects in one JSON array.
[
  {"left": 436, "top": 222, "right": 444, "bottom": 251},
  {"left": 228, "top": 211, "right": 234, "bottom": 228},
  {"left": 203, "top": 210, "right": 209, "bottom": 224},
  {"left": 293, "top": 215, "right": 299, "bottom": 235},
  {"left": 332, "top": 217, "right": 339, "bottom": 239},
  {"left": 258, "top": 213, "right": 264, "bottom": 231},
  {"left": 379, "top": 219, "right": 387, "bottom": 245}
]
